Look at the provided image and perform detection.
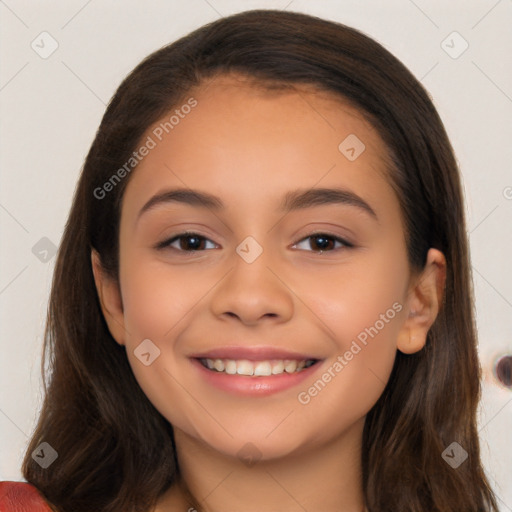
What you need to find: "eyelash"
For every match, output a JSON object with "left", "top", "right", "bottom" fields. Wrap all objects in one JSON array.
[{"left": 155, "top": 231, "right": 354, "bottom": 255}]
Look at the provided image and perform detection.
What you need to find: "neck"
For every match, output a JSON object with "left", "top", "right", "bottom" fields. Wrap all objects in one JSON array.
[{"left": 159, "top": 417, "right": 366, "bottom": 512}]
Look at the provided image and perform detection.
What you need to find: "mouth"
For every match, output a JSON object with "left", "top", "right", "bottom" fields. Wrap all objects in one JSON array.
[
  {"left": 197, "top": 357, "right": 319, "bottom": 376},
  {"left": 191, "top": 355, "right": 322, "bottom": 396}
]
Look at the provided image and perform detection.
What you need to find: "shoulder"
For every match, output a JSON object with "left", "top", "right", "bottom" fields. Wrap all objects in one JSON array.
[{"left": 0, "top": 481, "right": 53, "bottom": 511}]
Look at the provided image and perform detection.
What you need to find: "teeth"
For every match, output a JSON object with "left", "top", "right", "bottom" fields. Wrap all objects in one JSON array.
[
  {"left": 284, "top": 359, "right": 297, "bottom": 373},
  {"left": 254, "top": 361, "right": 272, "bottom": 376},
  {"left": 271, "top": 360, "right": 284, "bottom": 374},
  {"left": 225, "top": 360, "right": 237, "bottom": 375},
  {"left": 201, "top": 358, "right": 316, "bottom": 376},
  {"left": 236, "top": 360, "right": 254, "bottom": 376}
]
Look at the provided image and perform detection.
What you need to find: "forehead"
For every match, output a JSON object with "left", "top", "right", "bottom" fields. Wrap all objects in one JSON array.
[{"left": 120, "top": 74, "right": 397, "bottom": 226}]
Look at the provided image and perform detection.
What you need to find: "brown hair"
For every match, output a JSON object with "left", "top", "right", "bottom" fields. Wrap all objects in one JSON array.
[{"left": 22, "top": 9, "right": 498, "bottom": 512}]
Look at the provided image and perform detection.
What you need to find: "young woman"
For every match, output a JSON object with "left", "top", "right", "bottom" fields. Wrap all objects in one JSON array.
[{"left": 1, "top": 8, "right": 498, "bottom": 512}]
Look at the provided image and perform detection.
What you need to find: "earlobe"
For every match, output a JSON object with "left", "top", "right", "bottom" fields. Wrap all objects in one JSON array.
[
  {"left": 91, "top": 249, "right": 126, "bottom": 346},
  {"left": 397, "top": 326, "right": 426, "bottom": 355},
  {"left": 397, "top": 248, "right": 447, "bottom": 355}
]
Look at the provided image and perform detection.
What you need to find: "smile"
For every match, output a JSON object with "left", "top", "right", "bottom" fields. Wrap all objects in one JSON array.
[{"left": 198, "top": 358, "right": 318, "bottom": 376}]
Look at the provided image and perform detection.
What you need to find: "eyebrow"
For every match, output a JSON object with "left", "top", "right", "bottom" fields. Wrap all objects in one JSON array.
[{"left": 136, "top": 187, "right": 378, "bottom": 222}]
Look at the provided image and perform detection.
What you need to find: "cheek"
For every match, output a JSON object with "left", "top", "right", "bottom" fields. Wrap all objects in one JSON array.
[
  {"left": 293, "top": 250, "right": 407, "bottom": 421},
  {"left": 119, "top": 256, "right": 208, "bottom": 341},
  {"left": 117, "top": 257, "right": 207, "bottom": 432},
  {"left": 301, "top": 247, "right": 407, "bottom": 350}
]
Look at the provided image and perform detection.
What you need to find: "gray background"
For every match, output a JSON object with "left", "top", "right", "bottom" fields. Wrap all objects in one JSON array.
[{"left": 1, "top": 0, "right": 511, "bottom": 509}]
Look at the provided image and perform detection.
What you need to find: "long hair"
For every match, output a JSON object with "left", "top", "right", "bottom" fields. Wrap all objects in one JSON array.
[{"left": 22, "top": 9, "right": 498, "bottom": 512}]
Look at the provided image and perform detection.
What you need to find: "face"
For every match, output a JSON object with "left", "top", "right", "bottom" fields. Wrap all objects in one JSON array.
[{"left": 96, "top": 74, "right": 430, "bottom": 461}]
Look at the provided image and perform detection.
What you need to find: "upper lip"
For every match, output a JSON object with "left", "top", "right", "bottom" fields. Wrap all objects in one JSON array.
[{"left": 189, "top": 345, "right": 320, "bottom": 361}]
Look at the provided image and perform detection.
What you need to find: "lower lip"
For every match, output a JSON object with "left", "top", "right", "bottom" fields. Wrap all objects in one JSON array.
[{"left": 190, "top": 358, "right": 323, "bottom": 396}]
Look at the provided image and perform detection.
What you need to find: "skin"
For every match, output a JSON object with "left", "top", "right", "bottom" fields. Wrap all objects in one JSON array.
[{"left": 92, "top": 74, "right": 446, "bottom": 512}]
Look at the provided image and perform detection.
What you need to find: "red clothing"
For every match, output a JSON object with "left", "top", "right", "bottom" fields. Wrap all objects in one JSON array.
[{"left": 0, "top": 481, "right": 52, "bottom": 511}]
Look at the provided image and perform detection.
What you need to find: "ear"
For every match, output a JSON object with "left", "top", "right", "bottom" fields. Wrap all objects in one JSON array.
[
  {"left": 397, "top": 248, "right": 446, "bottom": 354},
  {"left": 91, "top": 249, "right": 126, "bottom": 346}
]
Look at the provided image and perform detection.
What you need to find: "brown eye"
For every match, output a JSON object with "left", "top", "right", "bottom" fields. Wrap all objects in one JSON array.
[
  {"left": 157, "top": 233, "right": 217, "bottom": 252},
  {"left": 293, "top": 233, "right": 353, "bottom": 253}
]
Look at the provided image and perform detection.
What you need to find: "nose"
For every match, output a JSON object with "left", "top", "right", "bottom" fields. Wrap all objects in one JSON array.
[{"left": 209, "top": 242, "right": 294, "bottom": 326}]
